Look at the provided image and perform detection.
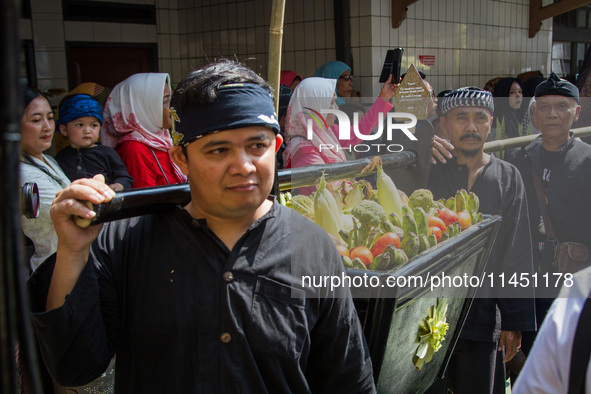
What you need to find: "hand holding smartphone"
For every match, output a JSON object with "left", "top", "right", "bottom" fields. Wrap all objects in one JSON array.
[{"left": 379, "top": 48, "right": 404, "bottom": 83}]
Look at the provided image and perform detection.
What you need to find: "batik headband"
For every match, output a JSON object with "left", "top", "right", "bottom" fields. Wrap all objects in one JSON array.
[
  {"left": 437, "top": 87, "right": 494, "bottom": 117},
  {"left": 57, "top": 94, "right": 103, "bottom": 126},
  {"left": 170, "top": 83, "right": 280, "bottom": 146},
  {"left": 535, "top": 72, "right": 579, "bottom": 103}
]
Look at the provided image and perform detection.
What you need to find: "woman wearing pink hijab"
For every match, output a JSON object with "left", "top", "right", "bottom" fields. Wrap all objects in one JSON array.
[
  {"left": 282, "top": 76, "right": 396, "bottom": 194},
  {"left": 101, "top": 73, "right": 186, "bottom": 188},
  {"left": 280, "top": 70, "right": 302, "bottom": 90},
  {"left": 283, "top": 77, "right": 396, "bottom": 170}
]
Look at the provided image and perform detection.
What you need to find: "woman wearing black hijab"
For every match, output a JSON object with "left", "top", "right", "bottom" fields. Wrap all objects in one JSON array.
[{"left": 491, "top": 77, "right": 527, "bottom": 139}]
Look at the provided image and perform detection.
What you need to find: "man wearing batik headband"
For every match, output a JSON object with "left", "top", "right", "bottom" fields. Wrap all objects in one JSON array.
[
  {"left": 29, "top": 60, "right": 375, "bottom": 393},
  {"left": 507, "top": 73, "right": 591, "bottom": 393},
  {"left": 426, "top": 87, "right": 535, "bottom": 394}
]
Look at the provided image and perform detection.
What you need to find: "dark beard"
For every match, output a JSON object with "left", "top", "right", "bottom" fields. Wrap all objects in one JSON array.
[
  {"left": 458, "top": 148, "right": 480, "bottom": 157},
  {"left": 457, "top": 133, "right": 483, "bottom": 157}
]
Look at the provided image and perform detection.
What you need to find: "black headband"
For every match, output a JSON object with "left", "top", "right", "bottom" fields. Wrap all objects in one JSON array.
[{"left": 170, "top": 83, "right": 280, "bottom": 146}]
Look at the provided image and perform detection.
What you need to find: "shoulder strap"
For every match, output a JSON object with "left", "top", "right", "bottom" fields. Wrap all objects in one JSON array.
[
  {"left": 530, "top": 161, "right": 556, "bottom": 240},
  {"left": 21, "top": 154, "right": 68, "bottom": 188},
  {"left": 149, "top": 147, "right": 170, "bottom": 185},
  {"left": 568, "top": 291, "right": 591, "bottom": 394}
]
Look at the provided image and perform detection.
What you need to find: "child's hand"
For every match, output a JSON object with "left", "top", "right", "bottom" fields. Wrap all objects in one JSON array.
[{"left": 109, "top": 183, "right": 125, "bottom": 192}]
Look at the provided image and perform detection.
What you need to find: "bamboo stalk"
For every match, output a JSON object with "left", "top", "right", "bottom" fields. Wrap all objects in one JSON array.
[
  {"left": 267, "top": 0, "right": 286, "bottom": 113},
  {"left": 483, "top": 126, "right": 591, "bottom": 153}
]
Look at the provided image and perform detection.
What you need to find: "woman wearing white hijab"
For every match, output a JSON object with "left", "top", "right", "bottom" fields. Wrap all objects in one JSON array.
[
  {"left": 101, "top": 73, "right": 186, "bottom": 188},
  {"left": 283, "top": 76, "right": 396, "bottom": 170}
]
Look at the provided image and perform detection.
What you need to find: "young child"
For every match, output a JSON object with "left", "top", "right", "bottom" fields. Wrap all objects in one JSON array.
[{"left": 55, "top": 94, "right": 133, "bottom": 191}]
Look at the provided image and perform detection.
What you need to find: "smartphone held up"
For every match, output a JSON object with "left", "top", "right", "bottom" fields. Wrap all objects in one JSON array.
[{"left": 379, "top": 48, "right": 404, "bottom": 83}]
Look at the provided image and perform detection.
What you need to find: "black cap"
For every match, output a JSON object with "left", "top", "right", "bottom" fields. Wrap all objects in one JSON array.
[{"left": 534, "top": 72, "right": 579, "bottom": 103}]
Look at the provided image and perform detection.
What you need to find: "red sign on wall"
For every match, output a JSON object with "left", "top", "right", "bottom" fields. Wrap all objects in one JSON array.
[{"left": 419, "top": 55, "right": 436, "bottom": 67}]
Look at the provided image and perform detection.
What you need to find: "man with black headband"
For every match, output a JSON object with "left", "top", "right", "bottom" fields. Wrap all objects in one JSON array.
[
  {"left": 28, "top": 60, "right": 375, "bottom": 393},
  {"left": 426, "top": 87, "right": 535, "bottom": 394},
  {"left": 507, "top": 73, "right": 591, "bottom": 386}
]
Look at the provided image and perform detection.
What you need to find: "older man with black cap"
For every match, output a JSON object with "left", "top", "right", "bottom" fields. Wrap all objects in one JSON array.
[
  {"left": 27, "top": 60, "right": 375, "bottom": 393},
  {"left": 508, "top": 72, "right": 591, "bottom": 358},
  {"left": 426, "top": 87, "right": 536, "bottom": 394}
]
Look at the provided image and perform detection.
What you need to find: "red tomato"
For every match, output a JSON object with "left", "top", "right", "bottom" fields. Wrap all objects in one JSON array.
[
  {"left": 437, "top": 208, "right": 459, "bottom": 227},
  {"left": 428, "top": 216, "right": 447, "bottom": 232},
  {"left": 428, "top": 226, "right": 443, "bottom": 241},
  {"left": 350, "top": 246, "right": 374, "bottom": 267},
  {"left": 336, "top": 244, "right": 349, "bottom": 258},
  {"left": 370, "top": 232, "right": 401, "bottom": 257},
  {"left": 457, "top": 210, "right": 472, "bottom": 230}
]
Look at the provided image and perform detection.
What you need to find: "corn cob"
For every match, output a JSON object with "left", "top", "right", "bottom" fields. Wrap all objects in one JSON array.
[
  {"left": 314, "top": 174, "right": 342, "bottom": 239},
  {"left": 377, "top": 162, "right": 404, "bottom": 217}
]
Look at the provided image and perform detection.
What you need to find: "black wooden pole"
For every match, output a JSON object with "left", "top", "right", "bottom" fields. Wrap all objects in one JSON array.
[
  {"left": 0, "top": 0, "right": 43, "bottom": 392},
  {"left": 334, "top": 0, "right": 353, "bottom": 72}
]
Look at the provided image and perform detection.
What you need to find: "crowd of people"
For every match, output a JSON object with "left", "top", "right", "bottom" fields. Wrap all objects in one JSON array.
[
  {"left": 427, "top": 73, "right": 591, "bottom": 394},
  {"left": 17, "top": 57, "right": 591, "bottom": 394}
]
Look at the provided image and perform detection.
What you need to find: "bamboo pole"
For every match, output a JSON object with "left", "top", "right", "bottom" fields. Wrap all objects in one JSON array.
[
  {"left": 267, "top": 0, "right": 286, "bottom": 113},
  {"left": 483, "top": 126, "right": 591, "bottom": 153}
]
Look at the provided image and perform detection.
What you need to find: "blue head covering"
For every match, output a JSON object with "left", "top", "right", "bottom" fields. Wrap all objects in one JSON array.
[
  {"left": 313, "top": 61, "right": 352, "bottom": 105},
  {"left": 314, "top": 61, "right": 351, "bottom": 79},
  {"left": 57, "top": 94, "right": 103, "bottom": 126}
]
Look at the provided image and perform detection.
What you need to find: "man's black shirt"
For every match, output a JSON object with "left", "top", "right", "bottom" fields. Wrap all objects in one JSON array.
[
  {"left": 509, "top": 135, "right": 591, "bottom": 275},
  {"left": 29, "top": 200, "right": 375, "bottom": 393},
  {"left": 427, "top": 155, "right": 536, "bottom": 341}
]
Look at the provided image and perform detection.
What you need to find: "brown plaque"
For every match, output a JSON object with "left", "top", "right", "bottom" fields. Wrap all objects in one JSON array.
[{"left": 393, "top": 64, "right": 431, "bottom": 120}]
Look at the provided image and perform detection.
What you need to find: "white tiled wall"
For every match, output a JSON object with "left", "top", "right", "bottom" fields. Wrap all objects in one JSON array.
[
  {"left": 173, "top": 0, "right": 336, "bottom": 83},
  {"left": 22, "top": 0, "right": 555, "bottom": 103},
  {"left": 176, "top": 0, "right": 554, "bottom": 96},
  {"left": 353, "top": 0, "right": 554, "bottom": 97},
  {"left": 28, "top": 0, "right": 67, "bottom": 105}
]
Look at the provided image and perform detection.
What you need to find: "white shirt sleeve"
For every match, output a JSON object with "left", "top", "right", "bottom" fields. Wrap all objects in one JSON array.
[{"left": 513, "top": 269, "right": 591, "bottom": 394}]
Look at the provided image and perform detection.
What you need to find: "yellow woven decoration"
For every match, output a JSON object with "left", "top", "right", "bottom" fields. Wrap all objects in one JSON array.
[{"left": 169, "top": 107, "right": 183, "bottom": 145}]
